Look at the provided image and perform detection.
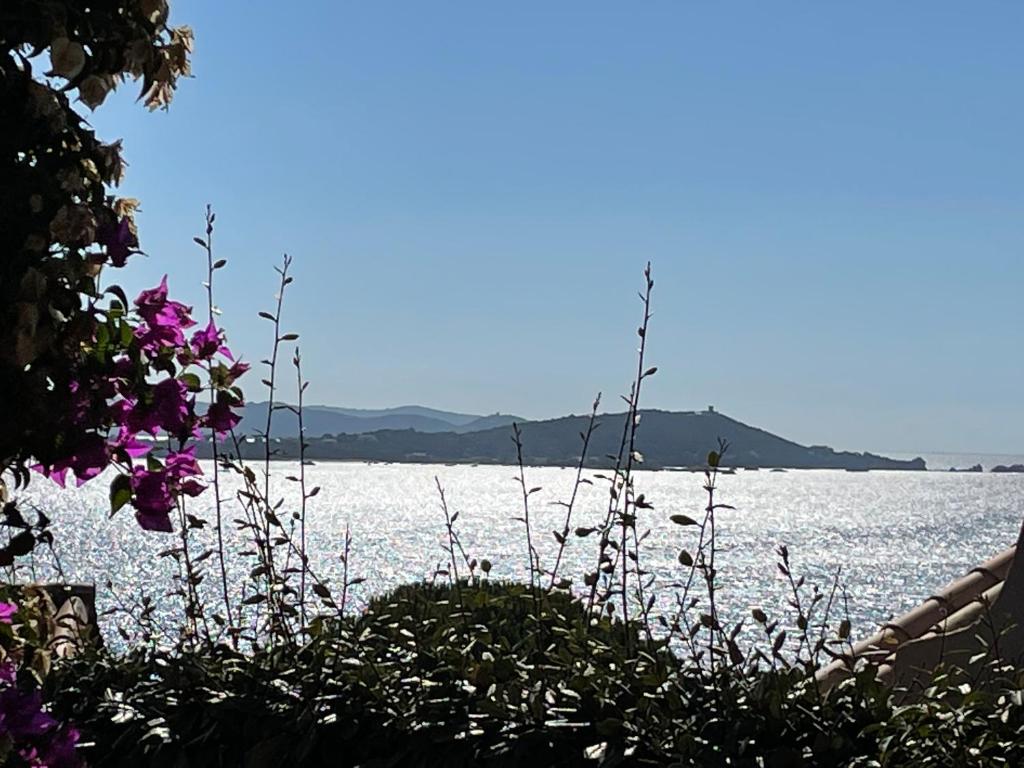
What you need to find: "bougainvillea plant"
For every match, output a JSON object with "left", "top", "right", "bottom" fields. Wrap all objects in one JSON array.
[
  {"left": 0, "top": 0, "right": 244, "bottom": 546},
  {"left": 0, "top": 593, "right": 81, "bottom": 767}
]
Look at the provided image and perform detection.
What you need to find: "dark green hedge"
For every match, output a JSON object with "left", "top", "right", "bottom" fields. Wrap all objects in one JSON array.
[{"left": 44, "top": 581, "right": 1024, "bottom": 767}]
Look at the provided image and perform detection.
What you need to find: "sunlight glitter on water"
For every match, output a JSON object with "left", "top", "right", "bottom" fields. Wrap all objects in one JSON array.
[{"left": 20, "top": 463, "right": 1024, "bottom": 646}]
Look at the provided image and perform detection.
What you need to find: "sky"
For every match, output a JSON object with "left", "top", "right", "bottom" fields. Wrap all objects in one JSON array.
[{"left": 88, "top": 2, "right": 1022, "bottom": 455}]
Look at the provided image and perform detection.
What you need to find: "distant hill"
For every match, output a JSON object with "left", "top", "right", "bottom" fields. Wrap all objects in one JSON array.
[
  {"left": 237, "top": 402, "right": 521, "bottom": 438},
  {"left": 310, "top": 405, "right": 485, "bottom": 427},
  {"left": 212, "top": 408, "right": 926, "bottom": 471}
]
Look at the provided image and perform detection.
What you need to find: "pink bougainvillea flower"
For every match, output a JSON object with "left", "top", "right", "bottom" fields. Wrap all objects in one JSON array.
[
  {"left": 165, "top": 447, "right": 205, "bottom": 497},
  {"left": 178, "top": 479, "right": 205, "bottom": 497},
  {"left": 165, "top": 446, "right": 200, "bottom": 478},
  {"left": 227, "top": 360, "right": 250, "bottom": 381},
  {"left": 133, "top": 276, "right": 195, "bottom": 353},
  {"left": 115, "top": 432, "right": 151, "bottom": 459},
  {"left": 204, "top": 399, "right": 241, "bottom": 436},
  {"left": 134, "top": 320, "right": 186, "bottom": 355},
  {"left": 150, "top": 378, "right": 191, "bottom": 434},
  {"left": 130, "top": 467, "right": 173, "bottom": 532},
  {"left": 0, "top": 676, "right": 81, "bottom": 767},
  {"left": 95, "top": 218, "right": 137, "bottom": 267},
  {"left": 32, "top": 433, "right": 108, "bottom": 488},
  {"left": 0, "top": 688, "right": 56, "bottom": 739},
  {"left": 35, "top": 724, "right": 83, "bottom": 768},
  {"left": 0, "top": 602, "right": 17, "bottom": 624},
  {"left": 68, "top": 434, "right": 109, "bottom": 486},
  {"left": 134, "top": 275, "right": 168, "bottom": 307},
  {"left": 134, "top": 509, "right": 173, "bottom": 533},
  {"left": 127, "top": 378, "right": 191, "bottom": 437},
  {"left": 31, "top": 464, "right": 69, "bottom": 489},
  {"left": 190, "top": 320, "right": 233, "bottom": 361}
]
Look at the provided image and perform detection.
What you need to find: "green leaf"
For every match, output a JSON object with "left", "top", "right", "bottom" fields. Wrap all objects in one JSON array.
[
  {"left": 312, "top": 583, "right": 332, "bottom": 600},
  {"left": 105, "top": 285, "right": 130, "bottom": 309},
  {"left": 678, "top": 550, "right": 693, "bottom": 567},
  {"left": 670, "top": 514, "right": 698, "bottom": 526},
  {"left": 707, "top": 451, "right": 720, "bottom": 468},
  {"left": 179, "top": 372, "right": 202, "bottom": 392},
  {"left": 95, "top": 322, "right": 110, "bottom": 350},
  {"left": 110, "top": 473, "right": 132, "bottom": 515}
]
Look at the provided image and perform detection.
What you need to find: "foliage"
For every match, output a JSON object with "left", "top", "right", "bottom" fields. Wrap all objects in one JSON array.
[
  {"left": 1, "top": 6, "right": 241, "bottom": 759},
  {"left": 0, "top": 587, "right": 82, "bottom": 767},
  {"left": 0, "top": 0, "right": 244, "bottom": 538},
  {"left": 2, "top": 10, "right": 1015, "bottom": 768},
  {"left": 38, "top": 578, "right": 1024, "bottom": 767}
]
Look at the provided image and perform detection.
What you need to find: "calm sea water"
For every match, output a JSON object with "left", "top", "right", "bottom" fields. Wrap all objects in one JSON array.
[{"left": 19, "top": 460, "right": 1024, "bottom": 646}]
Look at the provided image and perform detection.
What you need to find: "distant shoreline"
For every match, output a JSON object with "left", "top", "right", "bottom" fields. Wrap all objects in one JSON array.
[
  {"left": 197, "top": 409, "right": 930, "bottom": 471},
  {"left": 199, "top": 454, "right": 1024, "bottom": 473},
  {"left": 199, "top": 453, "right": 942, "bottom": 472}
]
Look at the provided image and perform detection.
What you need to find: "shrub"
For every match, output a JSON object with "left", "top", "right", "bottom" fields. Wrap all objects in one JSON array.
[
  {"left": 40, "top": 578, "right": 1024, "bottom": 767},
  {"left": 45, "top": 581, "right": 660, "bottom": 766}
]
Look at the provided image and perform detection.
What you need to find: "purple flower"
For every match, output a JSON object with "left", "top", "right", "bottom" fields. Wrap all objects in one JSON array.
[
  {"left": 165, "top": 447, "right": 205, "bottom": 497},
  {"left": 0, "top": 680, "right": 82, "bottom": 767},
  {"left": 134, "top": 320, "right": 185, "bottom": 355},
  {"left": 204, "top": 399, "right": 241, "bottom": 436},
  {"left": 227, "top": 360, "right": 250, "bottom": 382},
  {"left": 33, "top": 433, "right": 109, "bottom": 489},
  {"left": 95, "top": 218, "right": 137, "bottom": 267},
  {"left": 133, "top": 276, "right": 170, "bottom": 321},
  {"left": 0, "top": 688, "right": 56, "bottom": 739},
  {"left": 31, "top": 464, "right": 68, "bottom": 489},
  {"left": 111, "top": 427, "right": 151, "bottom": 459},
  {"left": 0, "top": 602, "right": 17, "bottom": 624},
  {"left": 133, "top": 276, "right": 195, "bottom": 354},
  {"left": 68, "top": 434, "right": 109, "bottom": 486},
  {"left": 36, "top": 724, "right": 82, "bottom": 768},
  {"left": 165, "top": 447, "right": 200, "bottom": 480},
  {"left": 151, "top": 378, "right": 191, "bottom": 434},
  {"left": 130, "top": 468, "right": 173, "bottom": 532},
  {"left": 128, "top": 378, "right": 192, "bottom": 437},
  {"left": 135, "top": 509, "right": 173, "bottom": 533},
  {"left": 190, "top": 320, "right": 233, "bottom": 361}
]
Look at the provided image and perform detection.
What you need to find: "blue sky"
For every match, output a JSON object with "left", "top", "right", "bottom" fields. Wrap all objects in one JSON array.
[{"left": 90, "top": 2, "right": 1022, "bottom": 454}]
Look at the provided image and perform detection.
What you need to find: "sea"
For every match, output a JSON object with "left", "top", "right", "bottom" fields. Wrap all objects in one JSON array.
[{"left": 17, "top": 452, "right": 1024, "bottom": 648}]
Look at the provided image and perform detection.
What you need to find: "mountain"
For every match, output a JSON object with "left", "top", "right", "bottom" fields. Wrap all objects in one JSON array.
[
  {"left": 211, "top": 408, "right": 926, "bottom": 470},
  {"left": 237, "top": 402, "right": 521, "bottom": 438},
  {"left": 310, "top": 405, "right": 485, "bottom": 427}
]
